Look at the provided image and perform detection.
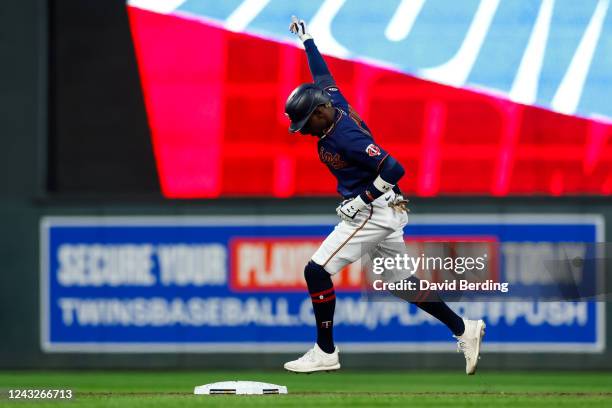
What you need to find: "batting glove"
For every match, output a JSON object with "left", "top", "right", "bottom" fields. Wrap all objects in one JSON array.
[
  {"left": 289, "top": 15, "right": 312, "bottom": 42},
  {"left": 388, "top": 195, "right": 410, "bottom": 213},
  {"left": 336, "top": 196, "right": 368, "bottom": 222}
]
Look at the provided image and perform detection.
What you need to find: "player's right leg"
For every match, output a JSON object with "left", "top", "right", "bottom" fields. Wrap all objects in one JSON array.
[
  {"left": 454, "top": 319, "right": 486, "bottom": 375},
  {"left": 376, "top": 230, "right": 486, "bottom": 375}
]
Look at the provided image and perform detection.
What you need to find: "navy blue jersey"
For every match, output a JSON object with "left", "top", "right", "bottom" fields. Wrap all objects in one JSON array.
[
  {"left": 302, "top": 38, "right": 396, "bottom": 199},
  {"left": 317, "top": 86, "right": 389, "bottom": 198}
]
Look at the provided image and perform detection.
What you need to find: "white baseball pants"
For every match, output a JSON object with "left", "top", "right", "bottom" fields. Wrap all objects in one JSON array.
[{"left": 311, "top": 191, "right": 409, "bottom": 275}]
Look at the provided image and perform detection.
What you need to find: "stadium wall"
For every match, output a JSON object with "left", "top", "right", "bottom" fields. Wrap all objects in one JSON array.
[{"left": 0, "top": 0, "right": 611, "bottom": 370}]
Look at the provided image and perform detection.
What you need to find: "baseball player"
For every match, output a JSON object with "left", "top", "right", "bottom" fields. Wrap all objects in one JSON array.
[{"left": 283, "top": 16, "right": 485, "bottom": 375}]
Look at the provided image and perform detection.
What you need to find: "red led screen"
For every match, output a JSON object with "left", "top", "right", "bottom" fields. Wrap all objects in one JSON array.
[{"left": 128, "top": 7, "right": 612, "bottom": 198}]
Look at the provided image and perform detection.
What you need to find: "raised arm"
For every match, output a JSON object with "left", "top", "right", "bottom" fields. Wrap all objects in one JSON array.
[{"left": 289, "top": 16, "right": 336, "bottom": 89}]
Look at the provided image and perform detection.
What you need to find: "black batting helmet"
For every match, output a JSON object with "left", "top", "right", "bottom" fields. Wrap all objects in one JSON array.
[{"left": 285, "top": 83, "right": 332, "bottom": 133}]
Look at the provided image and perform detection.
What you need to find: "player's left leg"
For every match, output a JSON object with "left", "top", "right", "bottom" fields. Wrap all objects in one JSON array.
[
  {"left": 284, "top": 205, "right": 391, "bottom": 373},
  {"left": 376, "top": 230, "right": 486, "bottom": 375},
  {"left": 283, "top": 260, "right": 341, "bottom": 373}
]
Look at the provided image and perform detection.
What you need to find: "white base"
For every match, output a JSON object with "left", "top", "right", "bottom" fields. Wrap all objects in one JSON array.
[{"left": 194, "top": 381, "right": 288, "bottom": 395}]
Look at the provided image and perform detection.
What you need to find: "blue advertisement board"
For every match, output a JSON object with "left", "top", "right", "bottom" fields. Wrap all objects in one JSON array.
[{"left": 41, "top": 215, "right": 604, "bottom": 353}]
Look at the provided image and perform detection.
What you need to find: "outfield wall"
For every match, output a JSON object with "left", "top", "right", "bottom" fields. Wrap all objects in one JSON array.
[
  {"left": 39, "top": 214, "right": 604, "bottom": 355},
  {"left": 2, "top": 194, "right": 612, "bottom": 369}
]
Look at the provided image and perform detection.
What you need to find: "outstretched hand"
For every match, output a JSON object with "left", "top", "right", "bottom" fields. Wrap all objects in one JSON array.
[{"left": 289, "top": 15, "right": 312, "bottom": 42}]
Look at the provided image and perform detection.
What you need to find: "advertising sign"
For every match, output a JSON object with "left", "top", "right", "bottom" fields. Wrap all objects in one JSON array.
[{"left": 41, "top": 215, "right": 604, "bottom": 352}]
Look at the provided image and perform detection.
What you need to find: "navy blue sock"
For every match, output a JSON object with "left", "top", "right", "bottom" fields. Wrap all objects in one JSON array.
[
  {"left": 304, "top": 261, "right": 336, "bottom": 353},
  {"left": 392, "top": 276, "right": 465, "bottom": 336},
  {"left": 414, "top": 298, "right": 465, "bottom": 336}
]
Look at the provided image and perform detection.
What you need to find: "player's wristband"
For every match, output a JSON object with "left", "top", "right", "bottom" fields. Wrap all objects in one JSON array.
[
  {"left": 360, "top": 176, "right": 395, "bottom": 204},
  {"left": 373, "top": 175, "right": 394, "bottom": 193}
]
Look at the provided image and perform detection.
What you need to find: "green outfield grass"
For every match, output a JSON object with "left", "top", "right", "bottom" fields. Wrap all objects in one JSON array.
[{"left": 1, "top": 370, "right": 611, "bottom": 407}]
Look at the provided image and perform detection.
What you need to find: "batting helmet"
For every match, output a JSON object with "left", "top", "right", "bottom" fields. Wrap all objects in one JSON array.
[{"left": 285, "top": 83, "right": 332, "bottom": 133}]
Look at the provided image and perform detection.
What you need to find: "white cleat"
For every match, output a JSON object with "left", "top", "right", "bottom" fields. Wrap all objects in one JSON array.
[
  {"left": 454, "top": 319, "right": 486, "bottom": 375},
  {"left": 284, "top": 344, "right": 341, "bottom": 373}
]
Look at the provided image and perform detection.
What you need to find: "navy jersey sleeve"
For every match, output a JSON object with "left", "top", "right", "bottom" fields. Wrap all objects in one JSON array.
[
  {"left": 325, "top": 86, "right": 349, "bottom": 110},
  {"left": 340, "top": 129, "right": 390, "bottom": 172},
  {"left": 304, "top": 39, "right": 335, "bottom": 88},
  {"left": 303, "top": 39, "right": 350, "bottom": 110}
]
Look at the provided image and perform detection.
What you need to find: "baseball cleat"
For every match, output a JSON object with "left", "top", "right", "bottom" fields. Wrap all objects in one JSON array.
[
  {"left": 454, "top": 319, "right": 486, "bottom": 375},
  {"left": 284, "top": 344, "right": 341, "bottom": 373}
]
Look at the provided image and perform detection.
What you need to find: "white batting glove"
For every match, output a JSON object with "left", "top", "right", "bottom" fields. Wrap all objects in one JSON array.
[
  {"left": 336, "top": 196, "right": 368, "bottom": 222},
  {"left": 289, "top": 15, "right": 312, "bottom": 42},
  {"left": 388, "top": 194, "right": 410, "bottom": 213}
]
